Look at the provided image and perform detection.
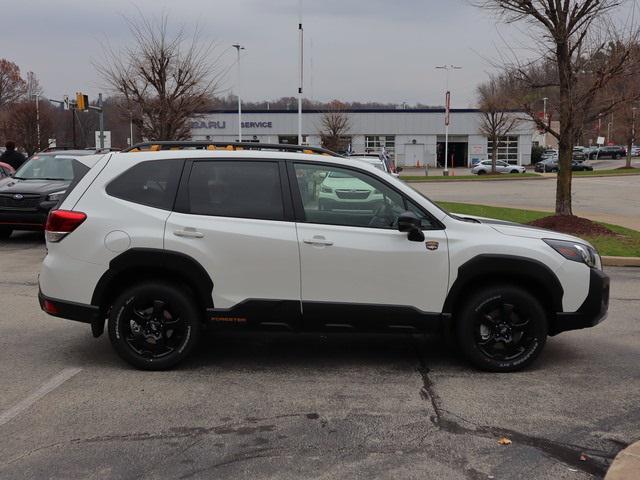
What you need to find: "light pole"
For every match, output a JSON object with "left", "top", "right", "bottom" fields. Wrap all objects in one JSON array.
[
  {"left": 542, "top": 97, "right": 548, "bottom": 148},
  {"left": 232, "top": 44, "right": 245, "bottom": 142},
  {"left": 297, "top": 0, "right": 304, "bottom": 145},
  {"left": 436, "top": 65, "right": 462, "bottom": 175},
  {"left": 31, "top": 93, "right": 41, "bottom": 151}
]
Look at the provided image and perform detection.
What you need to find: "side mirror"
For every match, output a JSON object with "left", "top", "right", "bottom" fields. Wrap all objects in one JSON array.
[{"left": 398, "top": 211, "right": 425, "bottom": 242}]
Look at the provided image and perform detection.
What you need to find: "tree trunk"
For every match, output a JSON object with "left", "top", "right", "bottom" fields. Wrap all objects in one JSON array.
[
  {"left": 491, "top": 134, "right": 497, "bottom": 174},
  {"left": 555, "top": 40, "right": 573, "bottom": 216}
]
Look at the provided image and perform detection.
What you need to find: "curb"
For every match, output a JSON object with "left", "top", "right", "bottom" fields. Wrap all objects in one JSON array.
[
  {"left": 605, "top": 440, "right": 640, "bottom": 479},
  {"left": 602, "top": 256, "right": 640, "bottom": 267}
]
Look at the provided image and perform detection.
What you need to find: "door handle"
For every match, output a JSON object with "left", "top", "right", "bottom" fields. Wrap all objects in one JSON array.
[
  {"left": 303, "top": 236, "right": 333, "bottom": 246},
  {"left": 174, "top": 228, "right": 204, "bottom": 239}
]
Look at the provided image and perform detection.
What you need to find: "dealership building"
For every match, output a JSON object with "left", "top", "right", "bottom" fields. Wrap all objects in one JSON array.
[{"left": 190, "top": 109, "right": 535, "bottom": 167}]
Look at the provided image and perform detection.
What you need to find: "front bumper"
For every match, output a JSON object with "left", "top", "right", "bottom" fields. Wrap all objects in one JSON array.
[
  {"left": 0, "top": 208, "right": 52, "bottom": 230},
  {"left": 552, "top": 268, "right": 610, "bottom": 335}
]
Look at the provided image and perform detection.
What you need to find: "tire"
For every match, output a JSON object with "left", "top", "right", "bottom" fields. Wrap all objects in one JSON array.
[
  {"left": 477, "top": 170, "right": 486, "bottom": 175},
  {"left": 615, "top": 154, "right": 621, "bottom": 159},
  {"left": 0, "top": 228, "right": 12, "bottom": 239},
  {"left": 456, "top": 284, "right": 548, "bottom": 372},
  {"left": 108, "top": 281, "right": 202, "bottom": 370},
  {"left": 510, "top": 169, "right": 519, "bottom": 174}
]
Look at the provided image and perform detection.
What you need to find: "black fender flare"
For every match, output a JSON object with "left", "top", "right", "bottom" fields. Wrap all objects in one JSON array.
[
  {"left": 91, "top": 248, "right": 214, "bottom": 311},
  {"left": 442, "top": 254, "right": 564, "bottom": 315}
]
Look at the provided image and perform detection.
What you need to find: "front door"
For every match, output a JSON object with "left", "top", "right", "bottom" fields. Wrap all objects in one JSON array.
[
  {"left": 165, "top": 159, "right": 301, "bottom": 329},
  {"left": 290, "top": 162, "right": 449, "bottom": 332}
]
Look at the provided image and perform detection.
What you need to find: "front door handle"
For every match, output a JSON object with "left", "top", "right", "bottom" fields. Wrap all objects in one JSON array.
[
  {"left": 174, "top": 228, "right": 204, "bottom": 239},
  {"left": 303, "top": 235, "right": 333, "bottom": 246}
]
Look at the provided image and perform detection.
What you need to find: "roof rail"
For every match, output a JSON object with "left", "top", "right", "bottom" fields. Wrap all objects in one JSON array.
[{"left": 122, "top": 141, "right": 341, "bottom": 157}]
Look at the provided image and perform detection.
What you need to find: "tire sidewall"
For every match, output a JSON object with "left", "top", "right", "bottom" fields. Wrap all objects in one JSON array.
[
  {"left": 456, "top": 286, "right": 548, "bottom": 372},
  {"left": 108, "top": 282, "right": 201, "bottom": 370}
]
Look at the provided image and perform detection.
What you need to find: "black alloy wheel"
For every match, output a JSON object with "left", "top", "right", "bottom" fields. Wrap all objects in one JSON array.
[
  {"left": 108, "top": 282, "right": 201, "bottom": 370},
  {"left": 456, "top": 285, "right": 548, "bottom": 372}
]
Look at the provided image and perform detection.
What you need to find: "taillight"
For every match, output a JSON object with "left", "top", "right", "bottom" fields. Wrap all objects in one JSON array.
[{"left": 45, "top": 210, "right": 87, "bottom": 242}]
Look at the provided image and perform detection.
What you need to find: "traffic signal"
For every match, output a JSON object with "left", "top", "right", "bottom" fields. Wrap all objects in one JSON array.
[{"left": 75, "top": 92, "right": 89, "bottom": 111}]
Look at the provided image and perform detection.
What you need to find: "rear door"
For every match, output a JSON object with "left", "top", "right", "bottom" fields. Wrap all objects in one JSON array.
[{"left": 165, "top": 158, "right": 302, "bottom": 329}]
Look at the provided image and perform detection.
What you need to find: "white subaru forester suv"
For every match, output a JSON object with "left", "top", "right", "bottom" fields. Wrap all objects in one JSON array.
[{"left": 39, "top": 142, "right": 609, "bottom": 371}]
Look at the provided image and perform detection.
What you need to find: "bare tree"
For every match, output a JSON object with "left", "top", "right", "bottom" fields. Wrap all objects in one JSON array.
[
  {"left": 477, "top": 75, "right": 520, "bottom": 173},
  {"left": 319, "top": 100, "right": 351, "bottom": 152},
  {"left": 3, "top": 100, "right": 55, "bottom": 155},
  {"left": 97, "top": 14, "right": 224, "bottom": 141},
  {"left": 475, "top": 0, "right": 640, "bottom": 215},
  {"left": 0, "top": 59, "right": 27, "bottom": 110}
]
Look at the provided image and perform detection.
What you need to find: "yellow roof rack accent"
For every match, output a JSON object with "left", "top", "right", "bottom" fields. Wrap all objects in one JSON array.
[
  {"left": 150, "top": 144, "right": 161, "bottom": 151},
  {"left": 303, "top": 149, "right": 314, "bottom": 154},
  {"left": 225, "top": 145, "right": 234, "bottom": 151},
  {"left": 207, "top": 145, "right": 216, "bottom": 150}
]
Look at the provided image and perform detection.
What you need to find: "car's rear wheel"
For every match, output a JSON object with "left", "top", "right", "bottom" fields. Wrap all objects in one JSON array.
[
  {"left": 108, "top": 281, "right": 202, "bottom": 370},
  {"left": 0, "top": 228, "right": 12, "bottom": 239},
  {"left": 615, "top": 154, "right": 621, "bottom": 159},
  {"left": 456, "top": 285, "right": 548, "bottom": 372}
]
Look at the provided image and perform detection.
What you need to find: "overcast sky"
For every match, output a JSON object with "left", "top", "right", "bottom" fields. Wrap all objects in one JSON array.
[{"left": 0, "top": 0, "right": 620, "bottom": 108}]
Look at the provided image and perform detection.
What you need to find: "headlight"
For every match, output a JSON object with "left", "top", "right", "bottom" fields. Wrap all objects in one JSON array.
[
  {"left": 46, "top": 190, "right": 66, "bottom": 202},
  {"left": 320, "top": 186, "right": 333, "bottom": 193},
  {"left": 543, "top": 239, "right": 600, "bottom": 269}
]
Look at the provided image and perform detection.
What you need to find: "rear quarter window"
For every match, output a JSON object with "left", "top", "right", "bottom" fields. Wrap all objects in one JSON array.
[{"left": 106, "top": 159, "right": 184, "bottom": 210}]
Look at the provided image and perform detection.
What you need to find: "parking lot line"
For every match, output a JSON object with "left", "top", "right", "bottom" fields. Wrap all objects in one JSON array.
[{"left": 0, "top": 368, "right": 82, "bottom": 427}]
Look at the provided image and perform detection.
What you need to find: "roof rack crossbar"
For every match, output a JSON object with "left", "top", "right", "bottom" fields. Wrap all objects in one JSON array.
[{"left": 122, "top": 141, "right": 341, "bottom": 157}]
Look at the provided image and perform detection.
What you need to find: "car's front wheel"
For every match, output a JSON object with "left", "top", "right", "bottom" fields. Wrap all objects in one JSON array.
[
  {"left": 0, "top": 228, "right": 12, "bottom": 239},
  {"left": 108, "top": 281, "right": 202, "bottom": 370},
  {"left": 476, "top": 170, "right": 486, "bottom": 175},
  {"left": 456, "top": 285, "right": 548, "bottom": 372}
]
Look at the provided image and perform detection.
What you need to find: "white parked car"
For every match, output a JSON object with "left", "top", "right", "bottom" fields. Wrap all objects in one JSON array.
[
  {"left": 471, "top": 160, "right": 527, "bottom": 175},
  {"left": 39, "top": 142, "right": 608, "bottom": 372}
]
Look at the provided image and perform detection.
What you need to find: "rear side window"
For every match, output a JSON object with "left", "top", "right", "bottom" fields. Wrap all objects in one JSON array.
[
  {"left": 187, "top": 161, "right": 284, "bottom": 220},
  {"left": 106, "top": 159, "right": 184, "bottom": 210}
]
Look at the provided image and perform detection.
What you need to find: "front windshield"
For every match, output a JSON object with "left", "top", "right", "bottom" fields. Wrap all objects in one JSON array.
[{"left": 14, "top": 155, "right": 76, "bottom": 180}]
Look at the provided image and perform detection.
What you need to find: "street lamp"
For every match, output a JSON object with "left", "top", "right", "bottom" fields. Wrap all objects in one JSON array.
[
  {"left": 297, "top": 0, "right": 304, "bottom": 145},
  {"left": 435, "top": 64, "right": 462, "bottom": 176},
  {"left": 30, "top": 93, "right": 41, "bottom": 151},
  {"left": 232, "top": 44, "right": 245, "bottom": 142}
]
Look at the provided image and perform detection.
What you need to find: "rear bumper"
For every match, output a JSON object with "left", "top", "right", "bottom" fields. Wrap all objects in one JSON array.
[
  {"left": 38, "top": 289, "right": 100, "bottom": 324},
  {"left": 552, "top": 268, "right": 610, "bottom": 335}
]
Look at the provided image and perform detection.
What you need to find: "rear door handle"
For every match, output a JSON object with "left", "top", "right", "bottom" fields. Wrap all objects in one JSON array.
[
  {"left": 303, "top": 235, "right": 333, "bottom": 246},
  {"left": 174, "top": 228, "right": 204, "bottom": 239}
]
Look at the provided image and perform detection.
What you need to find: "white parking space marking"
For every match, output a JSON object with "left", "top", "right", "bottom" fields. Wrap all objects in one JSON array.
[{"left": 0, "top": 368, "right": 82, "bottom": 427}]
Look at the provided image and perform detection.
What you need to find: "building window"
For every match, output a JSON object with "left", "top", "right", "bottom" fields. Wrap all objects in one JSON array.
[
  {"left": 487, "top": 135, "right": 519, "bottom": 164},
  {"left": 365, "top": 135, "right": 395, "bottom": 157}
]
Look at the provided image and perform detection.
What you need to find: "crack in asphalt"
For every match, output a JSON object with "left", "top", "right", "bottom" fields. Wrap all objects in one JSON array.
[
  {"left": 0, "top": 280, "right": 38, "bottom": 287},
  {"left": 414, "top": 353, "right": 624, "bottom": 478}
]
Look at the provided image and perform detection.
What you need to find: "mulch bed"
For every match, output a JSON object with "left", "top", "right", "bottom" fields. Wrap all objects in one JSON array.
[
  {"left": 528, "top": 215, "right": 617, "bottom": 237},
  {"left": 616, "top": 166, "right": 637, "bottom": 170}
]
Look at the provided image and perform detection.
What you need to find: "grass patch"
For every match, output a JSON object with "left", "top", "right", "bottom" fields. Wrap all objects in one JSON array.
[
  {"left": 435, "top": 201, "right": 640, "bottom": 257},
  {"left": 573, "top": 168, "right": 640, "bottom": 176},
  {"left": 400, "top": 173, "right": 542, "bottom": 182}
]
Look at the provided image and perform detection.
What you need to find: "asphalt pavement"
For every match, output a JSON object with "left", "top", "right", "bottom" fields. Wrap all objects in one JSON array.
[
  {"left": 0, "top": 233, "right": 639, "bottom": 479},
  {"left": 414, "top": 174, "right": 640, "bottom": 231}
]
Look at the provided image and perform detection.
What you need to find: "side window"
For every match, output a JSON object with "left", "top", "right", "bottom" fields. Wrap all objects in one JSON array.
[
  {"left": 106, "top": 159, "right": 184, "bottom": 210},
  {"left": 294, "top": 163, "right": 407, "bottom": 229},
  {"left": 187, "top": 161, "right": 284, "bottom": 221}
]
